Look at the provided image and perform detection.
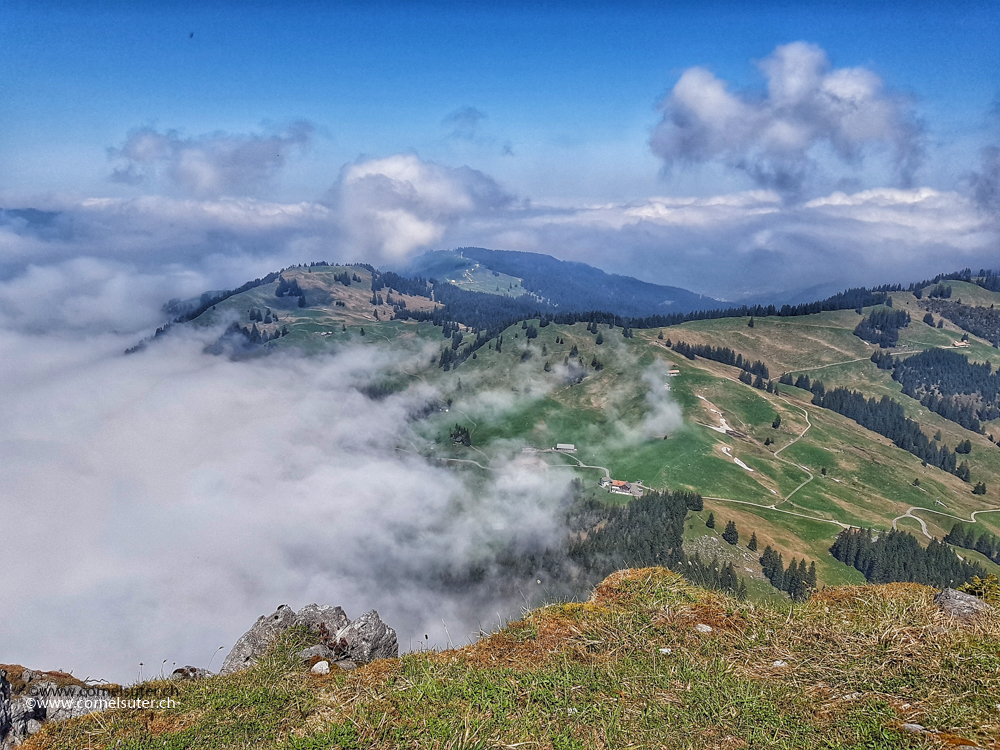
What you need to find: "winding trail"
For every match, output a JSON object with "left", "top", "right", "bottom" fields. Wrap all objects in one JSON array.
[
  {"left": 786, "top": 356, "right": 870, "bottom": 374},
  {"left": 694, "top": 391, "right": 845, "bottom": 530},
  {"left": 539, "top": 450, "right": 611, "bottom": 478},
  {"left": 771, "top": 398, "right": 815, "bottom": 506},
  {"left": 396, "top": 446, "right": 494, "bottom": 472},
  {"left": 893, "top": 506, "right": 1000, "bottom": 539},
  {"left": 703, "top": 495, "right": 850, "bottom": 529}
]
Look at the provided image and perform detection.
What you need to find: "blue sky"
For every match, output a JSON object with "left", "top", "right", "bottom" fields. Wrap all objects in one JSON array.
[{"left": 3, "top": 0, "right": 999, "bottom": 203}]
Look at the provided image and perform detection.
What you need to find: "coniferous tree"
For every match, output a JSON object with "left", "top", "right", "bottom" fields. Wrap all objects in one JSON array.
[
  {"left": 748, "top": 532, "right": 758, "bottom": 551},
  {"left": 722, "top": 521, "right": 739, "bottom": 545},
  {"left": 807, "top": 561, "right": 818, "bottom": 590},
  {"left": 706, "top": 512, "right": 715, "bottom": 529}
]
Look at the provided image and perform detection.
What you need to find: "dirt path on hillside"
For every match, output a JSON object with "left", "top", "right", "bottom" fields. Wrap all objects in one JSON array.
[
  {"left": 772, "top": 399, "right": 815, "bottom": 506},
  {"left": 786, "top": 356, "right": 871, "bottom": 374},
  {"left": 893, "top": 506, "right": 1000, "bottom": 539}
]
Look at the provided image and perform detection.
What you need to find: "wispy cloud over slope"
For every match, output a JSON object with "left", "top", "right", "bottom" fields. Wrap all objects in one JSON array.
[{"left": 0, "top": 328, "right": 571, "bottom": 682}]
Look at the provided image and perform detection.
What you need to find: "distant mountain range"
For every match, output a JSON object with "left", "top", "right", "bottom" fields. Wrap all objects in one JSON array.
[{"left": 408, "top": 248, "right": 720, "bottom": 317}]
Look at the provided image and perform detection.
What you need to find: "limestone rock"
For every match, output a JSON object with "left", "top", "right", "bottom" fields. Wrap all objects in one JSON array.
[
  {"left": 295, "top": 604, "right": 349, "bottom": 636},
  {"left": 220, "top": 605, "right": 296, "bottom": 675},
  {"left": 325, "top": 610, "right": 398, "bottom": 663},
  {"left": 934, "top": 588, "right": 991, "bottom": 621},
  {"left": 310, "top": 661, "right": 330, "bottom": 675},
  {"left": 221, "top": 603, "right": 371, "bottom": 675},
  {"left": 1, "top": 672, "right": 12, "bottom": 750},
  {"left": 1, "top": 670, "right": 108, "bottom": 749}
]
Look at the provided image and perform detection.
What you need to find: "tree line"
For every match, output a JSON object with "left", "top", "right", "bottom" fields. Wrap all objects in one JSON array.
[
  {"left": 922, "top": 299, "right": 1000, "bottom": 348},
  {"left": 892, "top": 347, "right": 999, "bottom": 431},
  {"left": 943, "top": 524, "right": 1000, "bottom": 566},
  {"left": 470, "top": 488, "right": 764, "bottom": 602},
  {"left": 830, "top": 527, "right": 987, "bottom": 587},
  {"left": 853, "top": 307, "right": 910, "bottom": 348},
  {"left": 908, "top": 267, "right": 1000, "bottom": 295},
  {"left": 669, "top": 340, "right": 770, "bottom": 379},
  {"left": 758, "top": 546, "right": 817, "bottom": 601},
  {"left": 806, "top": 378, "right": 971, "bottom": 482}
]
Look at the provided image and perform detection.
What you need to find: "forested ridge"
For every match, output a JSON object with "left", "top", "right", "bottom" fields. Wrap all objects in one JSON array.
[
  {"left": 893, "top": 348, "right": 1000, "bottom": 431},
  {"left": 853, "top": 307, "right": 910, "bottom": 348},
  {"left": 801, "top": 378, "right": 971, "bottom": 482},
  {"left": 944, "top": 524, "right": 1000, "bottom": 566},
  {"left": 922, "top": 299, "right": 1000, "bottom": 347},
  {"left": 830, "top": 527, "right": 987, "bottom": 587}
]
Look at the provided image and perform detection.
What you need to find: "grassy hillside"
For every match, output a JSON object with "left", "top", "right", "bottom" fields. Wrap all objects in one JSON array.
[
  {"left": 24, "top": 569, "right": 1000, "bottom": 749},
  {"left": 409, "top": 250, "right": 530, "bottom": 297},
  {"left": 174, "top": 267, "right": 1000, "bottom": 594}
]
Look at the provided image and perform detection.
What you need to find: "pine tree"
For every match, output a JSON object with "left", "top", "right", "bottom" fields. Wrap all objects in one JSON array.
[
  {"left": 748, "top": 532, "right": 758, "bottom": 551},
  {"left": 706, "top": 512, "right": 715, "bottom": 529},
  {"left": 748, "top": 316, "right": 755, "bottom": 328},
  {"left": 722, "top": 521, "right": 739, "bottom": 545}
]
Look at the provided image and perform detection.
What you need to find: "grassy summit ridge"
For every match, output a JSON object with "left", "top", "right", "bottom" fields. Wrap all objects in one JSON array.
[{"left": 23, "top": 569, "right": 1000, "bottom": 749}]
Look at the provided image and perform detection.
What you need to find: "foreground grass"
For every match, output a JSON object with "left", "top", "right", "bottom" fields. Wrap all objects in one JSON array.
[{"left": 26, "top": 569, "right": 1000, "bottom": 749}]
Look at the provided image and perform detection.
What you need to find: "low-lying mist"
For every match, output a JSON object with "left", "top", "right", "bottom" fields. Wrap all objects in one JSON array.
[{"left": 0, "top": 325, "right": 574, "bottom": 683}]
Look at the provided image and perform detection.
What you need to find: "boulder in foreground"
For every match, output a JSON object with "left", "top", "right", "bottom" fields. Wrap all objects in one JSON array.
[{"left": 220, "top": 603, "right": 395, "bottom": 674}]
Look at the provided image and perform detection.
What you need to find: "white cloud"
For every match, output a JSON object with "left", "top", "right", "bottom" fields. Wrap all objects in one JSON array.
[
  {"left": 109, "top": 123, "right": 314, "bottom": 198},
  {"left": 0, "top": 327, "right": 572, "bottom": 682},
  {"left": 330, "top": 153, "right": 515, "bottom": 261},
  {"left": 650, "top": 42, "right": 923, "bottom": 196}
]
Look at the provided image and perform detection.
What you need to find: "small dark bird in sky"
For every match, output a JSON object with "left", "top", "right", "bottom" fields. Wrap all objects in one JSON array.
[{"left": 189, "top": 32, "right": 194, "bottom": 39}]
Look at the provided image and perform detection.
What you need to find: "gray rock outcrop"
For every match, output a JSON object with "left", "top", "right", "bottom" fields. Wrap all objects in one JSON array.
[
  {"left": 325, "top": 610, "right": 398, "bottom": 663},
  {"left": 1, "top": 668, "right": 108, "bottom": 749},
  {"left": 220, "top": 603, "right": 355, "bottom": 675},
  {"left": 1, "top": 674, "right": 12, "bottom": 749},
  {"left": 934, "top": 588, "right": 992, "bottom": 621}
]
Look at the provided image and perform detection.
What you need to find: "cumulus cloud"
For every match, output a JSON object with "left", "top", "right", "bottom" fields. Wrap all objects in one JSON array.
[
  {"left": 329, "top": 153, "right": 515, "bottom": 261},
  {"left": 650, "top": 42, "right": 923, "bottom": 197},
  {"left": 108, "top": 122, "right": 314, "bottom": 197},
  {"left": 0, "top": 325, "right": 573, "bottom": 682}
]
